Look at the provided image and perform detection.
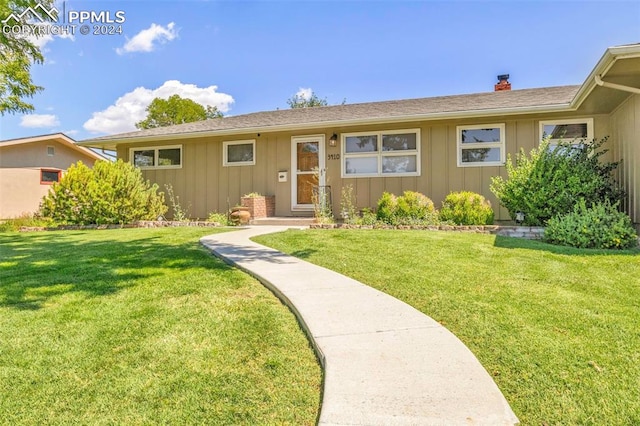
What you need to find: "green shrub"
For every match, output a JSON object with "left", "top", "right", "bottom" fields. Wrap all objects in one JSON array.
[
  {"left": 544, "top": 200, "right": 638, "bottom": 249},
  {"left": 207, "top": 211, "right": 233, "bottom": 226},
  {"left": 359, "top": 208, "right": 378, "bottom": 226},
  {"left": 490, "top": 137, "right": 624, "bottom": 226},
  {"left": 439, "top": 191, "right": 494, "bottom": 225},
  {"left": 40, "top": 160, "right": 167, "bottom": 225},
  {"left": 376, "top": 191, "right": 438, "bottom": 225},
  {"left": 0, "top": 214, "right": 56, "bottom": 232},
  {"left": 376, "top": 192, "right": 397, "bottom": 224}
]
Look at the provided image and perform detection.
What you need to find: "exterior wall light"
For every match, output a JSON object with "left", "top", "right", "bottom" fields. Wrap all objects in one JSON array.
[
  {"left": 515, "top": 211, "right": 525, "bottom": 224},
  {"left": 329, "top": 133, "right": 338, "bottom": 147}
]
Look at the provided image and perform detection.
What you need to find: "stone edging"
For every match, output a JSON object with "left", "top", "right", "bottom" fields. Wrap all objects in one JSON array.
[
  {"left": 19, "top": 221, "right": 223, "bottom": 232},
  {"left": 309, "top": 223, "right": 545, "bottom": 239}
]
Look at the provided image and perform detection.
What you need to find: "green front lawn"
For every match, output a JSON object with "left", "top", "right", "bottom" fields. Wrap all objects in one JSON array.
[
  {"left": 255, "top": 229, "right": 640, "bottom": 425},
  {"left": 0, "top": 228, "right": 321, "bottom": 425}
]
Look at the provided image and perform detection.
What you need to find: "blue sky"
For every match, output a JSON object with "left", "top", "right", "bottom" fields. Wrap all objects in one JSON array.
[{"left": 1, "top": 0, "right": 639, "bottom": 141}]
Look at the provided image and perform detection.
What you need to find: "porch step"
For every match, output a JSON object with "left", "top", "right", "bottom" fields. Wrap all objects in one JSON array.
[{"left": 250, "top": 217, "right": 315, "bottom": 226}]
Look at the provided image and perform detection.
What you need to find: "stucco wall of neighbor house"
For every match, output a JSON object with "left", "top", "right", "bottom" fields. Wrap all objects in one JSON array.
[
  {"left": 610, "top": 93, "right": 639, "bottom": 227},
  {"left": 0, "top": 168, "right": 55, "bottom": 218},
  {"left": 0, "top": 140, "right": 99, "bottom": 218},
  {"left": 118, "top": 112, "right": 612, "bottom": 221}
]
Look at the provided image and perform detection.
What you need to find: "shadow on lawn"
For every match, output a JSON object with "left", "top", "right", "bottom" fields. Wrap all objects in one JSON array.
[
  {"left": 493, "top": 235, "right": 640, "bottom": 256},
  {"left": 0, "top": 230, "right": 230, "bottom": 310}
]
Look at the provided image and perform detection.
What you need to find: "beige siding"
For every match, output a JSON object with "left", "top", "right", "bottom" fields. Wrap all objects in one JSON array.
[
  {"left": 610, "top": 94, "right": 640, "bottom": 225},
  {"left": 116, "top": 113, "right": 614, "bottom": 221}
]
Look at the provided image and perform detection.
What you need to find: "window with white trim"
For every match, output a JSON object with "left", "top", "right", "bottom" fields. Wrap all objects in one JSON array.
[
  {"left": 223, "top": 140, "right": 255, "bottom": 166},
  {"left": 341, "top": 129, "right": 420, "bottom": 177},
  {"left": 540, "top": 118, "right": 593, "bottom": 149},
  {"left": 130, "top": 145, "right": 182, "bottom": 169},
  {"left": 457, "top": 124, "right": 505, "bottom": 167}
]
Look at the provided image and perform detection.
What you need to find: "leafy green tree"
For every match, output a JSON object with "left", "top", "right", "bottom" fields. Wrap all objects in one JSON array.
[
  {"left": 0, "top": 0, "right": 55, "bottom": 114},
  {"left": 40, "top": 160, "right": 167, "bottom": 224},
  {"left": 135, "top": 94, "right": 222, "bottom": 129},
  {"left": 287, "top": 91, "right": 329, "bottom": 108}
]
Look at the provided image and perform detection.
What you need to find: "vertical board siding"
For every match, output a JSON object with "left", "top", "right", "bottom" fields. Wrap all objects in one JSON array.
[
  {"left": 611, "top": 95, "right": 639, "bottom": 224},
  {"left": 116, "top": 112, "right": 624, "bottom": 222}
]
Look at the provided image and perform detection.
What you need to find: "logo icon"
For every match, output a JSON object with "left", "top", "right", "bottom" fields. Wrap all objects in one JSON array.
[{"left": 2, "top": 3, "right": 59, "bottom": 24}]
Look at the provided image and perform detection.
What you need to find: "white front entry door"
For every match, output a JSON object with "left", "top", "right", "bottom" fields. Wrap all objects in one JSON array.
[{"left": 291, "top": 135, "right": 325, "bottom": 211}]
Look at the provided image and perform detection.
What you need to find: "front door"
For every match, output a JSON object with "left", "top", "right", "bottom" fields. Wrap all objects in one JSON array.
[{"left": 291, "top": 135, "right": 325, "bottom": 211}]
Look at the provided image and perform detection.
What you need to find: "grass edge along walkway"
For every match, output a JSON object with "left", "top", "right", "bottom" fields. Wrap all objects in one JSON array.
[
  {"left": 0, "top": 227, "right": 321, "bottom": 425},
  {"left": 253, "top": 228, "right": 640, "bottom": 426}
]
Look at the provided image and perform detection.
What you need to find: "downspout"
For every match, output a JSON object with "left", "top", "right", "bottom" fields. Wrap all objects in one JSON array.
[{"left": 595, "top": 74, "right": 640, "bottom": 94}]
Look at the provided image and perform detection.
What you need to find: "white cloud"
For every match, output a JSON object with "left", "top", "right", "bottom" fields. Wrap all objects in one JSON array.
[
  {"left": 20, "top": 114, "right": 60, "bottom": 128},
  {"left": 26, "top": 22, "right": 75, "bottom": 50},
  {"left": 116, "top": 22, "right": 177, "bottom": 55},
  {"left": 296, "top": 87, "right": 313, "bottom": 100},
  {"left": 83, "top": 80, "right": 235, "bottom": 135}
]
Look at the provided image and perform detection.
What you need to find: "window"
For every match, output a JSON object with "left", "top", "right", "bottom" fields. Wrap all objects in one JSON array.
[
  {"left": 223, "top": 140, "right": 255, "bottom": 166},
  {"left": 41, "top": 169, "right": 60, "bottom": 184},
  {"left": 540, "top": 118, "right": 593, "bottom": 149},
  {"left": 457, "top": 124, "right": 505, "bottom": 167},
  {"left": 342, "top": 129, "right": 420, "bottom": 177},
  {"left": 130, "top": 145, "right": 182, "bottom": 169},
  {"left": 47, "top": 146, "right": 54, "bottom": 156}
]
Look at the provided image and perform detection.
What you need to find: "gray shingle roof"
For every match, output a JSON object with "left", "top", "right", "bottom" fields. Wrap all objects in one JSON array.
[{"left": 83, "top": 85, "right": 580, "bottom": 143}]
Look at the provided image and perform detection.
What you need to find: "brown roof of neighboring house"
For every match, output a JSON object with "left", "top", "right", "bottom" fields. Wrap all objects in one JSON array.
[
  {"left": 0, "top": 133, "right": 107, "bottom": 161},
  {"left": 83, "top": 85, "right": 581, "bottom": 144}
]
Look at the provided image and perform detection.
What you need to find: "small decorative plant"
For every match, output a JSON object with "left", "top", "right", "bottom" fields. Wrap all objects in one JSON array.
[{"left": 439, "top": 191, "right": 494, "bottom": 225}]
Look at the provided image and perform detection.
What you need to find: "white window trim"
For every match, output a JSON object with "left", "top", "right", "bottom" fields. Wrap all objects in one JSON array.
[
  {"left": 129, "top": 145, "right": 183, "bottom": 170},
  {"left": 47, "top": 146, "right": 54, "bottom": 156},
  {"left": 539, "top": 118, "right": 594, "bottom": 146},
  {"left": 341, "top": 128, "right": 421, "bottom": 178},
  {"left": 457, "top": 123, "right": 505, "bottom": 167},
  {"left": 223, "top": 140, "right": 256, "bottom": 167}
]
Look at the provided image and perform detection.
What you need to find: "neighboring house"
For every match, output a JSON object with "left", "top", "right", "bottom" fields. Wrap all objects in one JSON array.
[
  {"left": 0, "top": 133, "right": 105, "bottom": 218},
  {"left": 80, "top": 44, "right": 640, "bottom": 228}
]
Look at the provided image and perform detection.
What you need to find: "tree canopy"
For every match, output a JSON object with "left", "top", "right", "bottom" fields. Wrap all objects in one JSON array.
[
  {"left": 135, "top": 94, "right": 223, "bottom": 129},
  {"left": 0, "top": 0, "right": 55, "bottom": 115},
  {"left": 287, "top": 92, "right": 329, "bottom": 108}
]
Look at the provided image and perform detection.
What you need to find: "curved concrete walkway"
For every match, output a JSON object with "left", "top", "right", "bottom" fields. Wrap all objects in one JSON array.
[{"left": 201, "top": 226, "right": 519, "bottom": 425}]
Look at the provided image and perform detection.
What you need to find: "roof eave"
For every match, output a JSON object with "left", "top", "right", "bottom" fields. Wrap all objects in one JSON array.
[
  {"left": 2, "top": 132, "right": 106, "bottom": 161},
  {"left": 78, "top": 103, "right": 573, "bottom": 148},
  {"left": 571, "top": 44, "right": 640, "bottom": 109}
]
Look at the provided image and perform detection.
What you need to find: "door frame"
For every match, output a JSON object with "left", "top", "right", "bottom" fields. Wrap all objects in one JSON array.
[{"left": 291, "top": 134, "right": 326, "bottom": 212}]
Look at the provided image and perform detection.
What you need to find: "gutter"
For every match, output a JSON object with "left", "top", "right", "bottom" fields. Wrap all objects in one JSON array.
[
  {"left": 571, "top": 44, "right": 640, "bottom": 108},
  {"left": 594, "top": 74, "right": 640, "bottom": 94}
]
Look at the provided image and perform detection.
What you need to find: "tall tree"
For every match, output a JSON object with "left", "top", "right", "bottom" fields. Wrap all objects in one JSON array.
[
  {"left": 0, "top": 0, "right": 55, "bottom": 115},
  {"left": 287, "top": 91, "right": 329, "bottom": 108},
  {"left": 135, "top": 94, "right": 223, "bottom": 129}
]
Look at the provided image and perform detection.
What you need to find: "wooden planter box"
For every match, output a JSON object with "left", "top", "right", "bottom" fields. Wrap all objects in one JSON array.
[{"left": 241, "top": 195, "right": 275, "bottom": 219}]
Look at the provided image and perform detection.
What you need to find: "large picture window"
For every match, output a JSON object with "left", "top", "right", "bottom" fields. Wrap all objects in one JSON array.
[
  {"left": 223, "top": 140, "right": 255, "bottom": 166},
  {"left": 130, "top": 145, "right": 182, "bottom": 169},
  {"left": 457, "top": 124, "right": 505, "bottom": 167},
  {"left": 342, "top": 129, "right": 420, "bottom": 177},
  {"left": 540, "top": 118, "right": 593, "bottom": 149}
]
